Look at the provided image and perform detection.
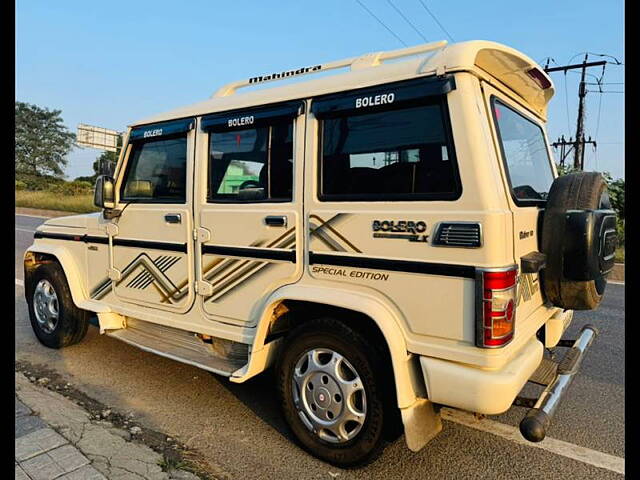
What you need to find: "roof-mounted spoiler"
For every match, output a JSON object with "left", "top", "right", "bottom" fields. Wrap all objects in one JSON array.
[{"left": 212, "top": 40, "right": 448, "bottom": 98}]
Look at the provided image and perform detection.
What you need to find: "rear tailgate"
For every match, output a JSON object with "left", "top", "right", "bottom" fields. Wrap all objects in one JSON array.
[{"left": 487, "top": 91, "right": 557, "bottom": 336}]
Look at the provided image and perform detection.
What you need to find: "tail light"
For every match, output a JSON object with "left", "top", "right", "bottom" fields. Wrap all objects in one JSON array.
[{"left": 475, "top": 267, "right": 518, "bottom": 348}]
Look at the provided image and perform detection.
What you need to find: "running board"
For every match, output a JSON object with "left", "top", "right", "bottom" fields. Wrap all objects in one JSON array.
[{"left": 105, "top": 318, "right": 249, "bottom": 376}]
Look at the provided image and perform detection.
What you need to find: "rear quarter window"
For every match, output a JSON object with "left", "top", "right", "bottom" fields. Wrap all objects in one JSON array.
[{"left": 491, "top": 97, "right": 555, "bottom": 206}]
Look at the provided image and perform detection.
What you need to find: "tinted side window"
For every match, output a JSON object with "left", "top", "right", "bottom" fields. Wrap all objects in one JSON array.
[
  {"left": 492, "top": 98, "right": 554, "bottom": 203},
  {"left": 320, "top": 102, "right": 459, "bottom": 200},
  {"left": 121, "top": 136, "right": 187, "bottom": 203},
  {"left": 208, "top": 123, "right": 293, "bottom": 202}
]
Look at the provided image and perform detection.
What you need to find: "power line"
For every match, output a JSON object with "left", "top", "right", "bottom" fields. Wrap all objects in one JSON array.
[
  {"left": 415, "top": 0, "right": 454, "bottom": 42},
  {"left": 354, "top": 0, "right": 408, "bottom": 46},
  {"left": 385, "top": 0, "right": 428, "bottom": 42},
  {"left": 545, "top": 55, "right": 607, "bottom": 169}
]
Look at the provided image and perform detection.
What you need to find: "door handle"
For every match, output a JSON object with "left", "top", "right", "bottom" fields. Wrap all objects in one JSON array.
[
  {"left": 164, "top": 213, "right": 182, "bottom": 224},
  {"left": 264, "top": 215, "right": 287, "bottom": 227}
]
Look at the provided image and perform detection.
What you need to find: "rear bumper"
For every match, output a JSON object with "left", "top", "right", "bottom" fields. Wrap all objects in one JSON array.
[{"left": 420, "top": 337, "right": 543, "bottom": 415}]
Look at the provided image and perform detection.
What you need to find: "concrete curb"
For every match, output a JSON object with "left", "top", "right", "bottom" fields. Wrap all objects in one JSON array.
[{"left": 15, "top": 372, "right": 201, "bottom": 480}]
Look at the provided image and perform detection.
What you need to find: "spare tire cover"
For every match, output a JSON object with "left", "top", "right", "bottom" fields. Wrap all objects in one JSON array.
[{"left": 541, "top": 172, "right": 617, "bottom": 310}]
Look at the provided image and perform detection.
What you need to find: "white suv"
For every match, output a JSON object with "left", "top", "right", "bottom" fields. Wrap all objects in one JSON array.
[{"left": 24, "top": 40, "right": 616, "bottom": 466}]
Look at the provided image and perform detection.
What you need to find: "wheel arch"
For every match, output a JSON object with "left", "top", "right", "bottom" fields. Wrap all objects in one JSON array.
[
  {"left": 24, "top": 244, "right": 88, "bottom": 307},
  {"left": 242, "top": 284, "right": 423, "bottom": 410}
]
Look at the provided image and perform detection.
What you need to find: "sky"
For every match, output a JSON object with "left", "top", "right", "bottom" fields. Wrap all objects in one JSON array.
[{"left": 16, "top": 0, "right": 624, "bottom": 180}]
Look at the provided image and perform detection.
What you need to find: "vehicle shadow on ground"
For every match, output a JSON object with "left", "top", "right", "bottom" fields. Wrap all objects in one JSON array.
[{"left": 210, "top": 367, "right": 296, "bottom": 441}]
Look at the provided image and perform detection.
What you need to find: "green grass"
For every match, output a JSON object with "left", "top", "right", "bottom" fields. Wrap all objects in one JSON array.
[
  {"left": 15, "top": 190, "right": 99, "bottom": 214},
  {"left": 615, "top": 246, "right": 624, "bottom": 264}
]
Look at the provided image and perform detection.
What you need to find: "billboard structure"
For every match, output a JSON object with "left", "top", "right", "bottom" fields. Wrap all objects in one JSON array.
[{"left": 76, "top": 124, "right": 121, "bottom": 152}]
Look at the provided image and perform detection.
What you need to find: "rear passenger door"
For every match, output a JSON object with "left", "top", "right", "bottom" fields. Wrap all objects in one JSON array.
[
  {"left": 194, "top": 102, "right": 305, "bottom": 326},
  {"left": 304, "top": 77, "right": 478, "bottom": 342}
]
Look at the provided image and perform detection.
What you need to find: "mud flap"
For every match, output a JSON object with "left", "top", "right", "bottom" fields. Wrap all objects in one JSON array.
[{"left": 401, "top": 398, "right": 443, "bottom": 452}]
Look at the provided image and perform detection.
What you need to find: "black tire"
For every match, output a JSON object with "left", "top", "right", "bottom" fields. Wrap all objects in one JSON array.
[
  {"left": 26, "top": 262, "right": 89, "bottom": 349},
  {"left": 542, "top": 172, "right": 612, "bottom": 310},
  {"left": 276, "top": 317, "right": 391, "bottom": 467}
]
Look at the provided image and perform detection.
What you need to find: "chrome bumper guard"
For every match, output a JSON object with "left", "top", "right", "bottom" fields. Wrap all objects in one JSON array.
[{"left": 519, "top": 324, "right": 599, "bottom": 442}]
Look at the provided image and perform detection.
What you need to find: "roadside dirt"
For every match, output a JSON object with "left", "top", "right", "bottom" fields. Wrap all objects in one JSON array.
[{"left": 15, "top": 359, "right": 224, "bottom": 480}]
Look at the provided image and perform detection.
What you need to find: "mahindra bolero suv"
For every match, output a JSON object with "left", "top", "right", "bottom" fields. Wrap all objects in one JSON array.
[{"left": 24, "top": 40, "right": 617, "bottom": 467}]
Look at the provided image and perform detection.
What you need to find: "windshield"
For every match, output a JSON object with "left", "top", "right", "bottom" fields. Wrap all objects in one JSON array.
[{"left": 492, "top": 98, "right": 554, "bottom": 203}]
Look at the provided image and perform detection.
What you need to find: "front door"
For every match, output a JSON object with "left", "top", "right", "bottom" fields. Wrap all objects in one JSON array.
[
  {"left": 109, "top": 118, "right": 196, "bottom": 314},
  {"left": 194, "top": 101, "right": 305, "bottom": 326}
]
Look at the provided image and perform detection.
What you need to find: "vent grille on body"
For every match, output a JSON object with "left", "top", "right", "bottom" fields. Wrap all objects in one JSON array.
[{"left": 433, "top": 223, "right": 481, "bottom": 248}]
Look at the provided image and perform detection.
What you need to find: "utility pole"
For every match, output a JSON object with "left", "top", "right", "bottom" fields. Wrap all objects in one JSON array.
[
  {"left": 574, "top": 54, "right": 588, "bottom": 169},
  {"left": 551, "top": 135, "right": 596, "bottom": 170},
  {"left": 544, "top": 58, "right": 606, "bottom": 170}
]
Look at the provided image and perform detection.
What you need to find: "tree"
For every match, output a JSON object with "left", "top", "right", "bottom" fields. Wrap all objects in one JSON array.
[
  {"left": 92, "top": 150, "right": 119, "bottom": 178},
  {"left": 15, "top": 102, "right": 76, "bottom": 177}
]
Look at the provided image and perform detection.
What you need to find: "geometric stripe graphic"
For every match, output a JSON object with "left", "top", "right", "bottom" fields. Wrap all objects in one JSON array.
[
  {"left": 89, "top": 217, "right": 361, "bottom": 304},
  {"left": 125, "top": 255, "right": 180, "bottom": 290},
  {"left": 91, "top": 253, "right": 181, "bottom": 302}
]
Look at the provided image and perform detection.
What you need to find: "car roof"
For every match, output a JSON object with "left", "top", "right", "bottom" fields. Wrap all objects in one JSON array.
[{"left": 131, "top": 40, "right": 554, "bottom": 128}]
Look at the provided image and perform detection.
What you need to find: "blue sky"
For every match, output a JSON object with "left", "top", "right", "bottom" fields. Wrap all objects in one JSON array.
[{"left": 16, "top": 0, "right": 624, "bottom": 179}]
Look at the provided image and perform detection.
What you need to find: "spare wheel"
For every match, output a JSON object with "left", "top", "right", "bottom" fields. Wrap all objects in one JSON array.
[{"left": 541, "top": 172, "right": 617, "bottom": 310}]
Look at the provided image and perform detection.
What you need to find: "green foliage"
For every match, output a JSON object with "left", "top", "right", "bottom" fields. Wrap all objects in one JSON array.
[
  {"left": 74, "top": 175, "right": 97, "bottom": 185},
  {"left": 15, "top": 180, "right": 27, "bottom": 190},
  {"left": 15, "top": 190, "right": 98, "bottom": 213},
  {"left": 602, "top": 173, "right": 624, "bottom": 219},
  {"left": 555, "top": 163, "right": 579, "bottom": 176},
  {"left": 15, "top": 101, "right": 76, "bottom": 177},
  {"left": 92, "top": 150, "right": 119, "bottom": 177},
  {"left": 15, "top": 172, "right": 65, "bottom": 191},
  {"left": 47, "top": 180, "right": 94, "bottom": 196},
  {"left": 601, "top": 172, "right": 625, "bottom": 246}
]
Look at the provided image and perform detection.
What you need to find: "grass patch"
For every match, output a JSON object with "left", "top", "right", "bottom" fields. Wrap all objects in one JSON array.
[
  {"left": 15, "top": 190, "right": 99, "bottom": 214},
  {"left": 615, "top": 246, "right": 624, "bottom": 263},
  {"left": 157, "top": 454, "right": 189, "bottom": 473}
]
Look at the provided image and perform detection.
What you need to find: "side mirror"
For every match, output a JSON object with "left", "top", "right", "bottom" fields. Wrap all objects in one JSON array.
[{"left": 94, "top": 175, "right": 115, "bottom": 209}]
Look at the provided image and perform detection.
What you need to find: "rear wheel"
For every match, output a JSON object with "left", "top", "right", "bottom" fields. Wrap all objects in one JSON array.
[
  {"left": 276, "top": 317, "right": 389, "bottom": 467},
  {"left": 26, "top": 262, "right": 89, "bottom": 349}
]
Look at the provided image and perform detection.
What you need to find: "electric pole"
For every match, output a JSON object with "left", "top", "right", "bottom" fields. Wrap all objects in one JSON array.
[
  {"left": 551, "top": 135, "right": 596, "bottom": 169},
  {"left": 574, "top": 54, "right": 589, "bottom": 169},
  {"left": 544, "top": 58, "right": 606, "bottom": 170}
]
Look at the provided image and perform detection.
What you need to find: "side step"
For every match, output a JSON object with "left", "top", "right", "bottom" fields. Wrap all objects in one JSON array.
[
  {"left": 105, "top": 318, "right": 249, "bottom": 376},
  {"left": 518, "top": 325, "right": 599, "bottom": 442}
]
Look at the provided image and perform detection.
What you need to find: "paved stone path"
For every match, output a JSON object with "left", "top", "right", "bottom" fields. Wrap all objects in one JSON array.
[
  {"left": 16, "top": 396, "right": 106, "bottom": 479},
  {"left": 15, "top": 373, "right": 199, "bottom": 480}
]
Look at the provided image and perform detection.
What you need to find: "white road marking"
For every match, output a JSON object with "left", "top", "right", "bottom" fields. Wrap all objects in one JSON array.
[
  {"left": 15, "top": 279, "right": 24, "bottom": 287},
  {"left": 16, "top": 228, "right": 36, "bottom": 233},
  {"left": 607, "top": 280, "right": 624, "bottom": 285},
  {"left": 442, "top": 408, "right": 624, "bottom": 475}
]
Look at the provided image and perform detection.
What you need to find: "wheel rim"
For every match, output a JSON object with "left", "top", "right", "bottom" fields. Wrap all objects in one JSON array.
[
  {"left": 33, "top": 279, "right": 59, "bottom": 334},
  {"left": 292, "top": 348, "right": 367, "bottom": 444}
]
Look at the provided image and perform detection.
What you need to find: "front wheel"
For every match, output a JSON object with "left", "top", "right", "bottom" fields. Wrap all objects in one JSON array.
[
  {"left": 26, "top": 262, "right": 89, "bottom": 349},
  {"left": 276, "top": 318, "right": 389, "bottom": 467}
]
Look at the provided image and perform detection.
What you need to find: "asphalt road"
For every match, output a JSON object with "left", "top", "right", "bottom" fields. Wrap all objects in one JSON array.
[{"left": 15, "top": 214, "right": 625, "bottom": 479}]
